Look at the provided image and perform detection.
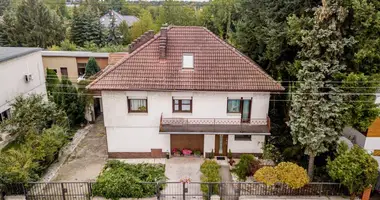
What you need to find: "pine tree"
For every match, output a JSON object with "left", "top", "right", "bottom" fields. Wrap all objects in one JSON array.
[
  {"left": 288, "top": 0, "right": 353, "bottom": 179},
  {"left": 107, "top": 15, "right": 122, "bottom": 45},
  {"left": 118, "top": 20, "right": 131, "bottom": 45},
  {"left": 85, "top": 57, "right": 100, "bottom": 78},
  {"left": 0, "top": 0, "right": 10, "bottom": 16}
]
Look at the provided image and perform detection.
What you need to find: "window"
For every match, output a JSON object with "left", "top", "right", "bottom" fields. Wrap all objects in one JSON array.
[
  {"left": 173, "top": 99, "right": 192, "bottom": 112},
  {"left": 227, "top": 99, "right": 241, "bottom": 113},
  {"left": 77, "top": 63, "right": 86, "bottom": 76},
  {"left": 60, "top": 67, "right": 68, "bottom": 77},
  {"left": 128, "top": 98, "right": 148, "bottom": 112},
  {"left": 182, "top": 53, "right": 194, "bottom": 69},
  {"left": 0, "top": 109, "right": 11, "bottom": 122},
  {"left": 235, "top": 135, "right": 251, "bottom": 141}
]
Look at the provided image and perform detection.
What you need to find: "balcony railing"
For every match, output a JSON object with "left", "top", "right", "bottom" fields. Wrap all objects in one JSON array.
[{"left": 159, "top": 114, "right": 271, "bottom": 134}]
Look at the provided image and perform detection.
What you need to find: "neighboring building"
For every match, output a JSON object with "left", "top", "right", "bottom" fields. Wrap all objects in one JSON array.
[
  {"left": 0, "top": 47, "right": 47, "bottom": 149},
  {"left": 343, "top": 94, "right": 380, "bottom": 154},
  {"left": 88, "top": 26, "right": 284, "bottom": 159},
  {"left": 41, "top": 51, "right": 109, "bottom": 83},
  {"left": 100, "top": 10, "right": 139, "bottom": 27},
  {"left": 0, "top": 47, "right": 47, "bottom": 121}
]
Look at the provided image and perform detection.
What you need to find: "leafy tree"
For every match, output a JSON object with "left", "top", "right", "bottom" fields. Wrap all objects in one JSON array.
[
  {"left": 120, "top": 3, "right": 142, "bottom": 16},
  {"left": 327, "top": 145, "right": 378, "bottom": 200},
  {"left": 342, "top": 73, "right": 380, "bottom": 132},
  {"left": 46, "top": 68, "right": 60, "bottom": 95},
  {"left": 233, "top": 154, "right": 261, "bottom": 181},
  {"left": 347, "top": 0, "right": 380, "bottom": 74},
  {"left": 155, "top": 0, "right": 199, "bottom": 27},
  {"left": 288, "top": 0, "right": 352, "bottom": 179},
  {"left": 118, "top": 20, "right": 131, "bottom": 45},
  {"left": 0, "top": 0, "right": 10, "bottom": 16},
  {"left": 130, "top": 9, "right": 156, "bottom": 40},
  {"left": 85, "top": 57, "right": 101, "bottom": 78},
  {"left": 201, "top": 0, "right": 237, "bottom": 41},
  {"left": 0, "top": 94, "right": 68, "bottom": 137},
  {"left": 49, "top": 39, "right": 77, "bottom": 51},
  {"left": 0, "top": 0, "right": 64, "bottom": 48},
  {"left": 53, "top": 78, "right": 86, "bottom": 127}
]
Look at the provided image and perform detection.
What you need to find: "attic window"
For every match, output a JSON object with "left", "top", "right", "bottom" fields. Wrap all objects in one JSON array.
[{"left": 182, "top": 53, "right": 194, "bottom": 69}]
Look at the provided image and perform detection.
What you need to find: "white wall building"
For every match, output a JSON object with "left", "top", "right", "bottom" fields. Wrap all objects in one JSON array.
[
  {"left": 88, "top": 26, "right": 284, "bottom": 158},
  {"left": 0, "top": 47, "right": 47, "bottom": 122}
]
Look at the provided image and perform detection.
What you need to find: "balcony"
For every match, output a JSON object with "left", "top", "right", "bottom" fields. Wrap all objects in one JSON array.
[{"left": 159, "top": 114, "right": 271, "bottom": 134}]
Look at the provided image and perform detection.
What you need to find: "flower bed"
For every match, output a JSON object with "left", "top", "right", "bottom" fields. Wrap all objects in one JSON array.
[{"left": 171, "top": 148, "right": 202, "bottom": 157}]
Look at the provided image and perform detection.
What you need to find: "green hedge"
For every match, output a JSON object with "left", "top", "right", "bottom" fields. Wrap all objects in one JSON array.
[
  {"left": 92, "top": 160, "right": 167, "bottom": 200},
  {"left": 200, "top": 160, "right": 221, "bottom": 196}
]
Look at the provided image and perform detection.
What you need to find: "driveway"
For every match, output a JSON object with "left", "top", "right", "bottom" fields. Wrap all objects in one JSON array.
[
  {"left": 53, "top": 116, "right": 107, "bottom": 181},
  {"left": 163, "top": 157, "right": 204, "bottom": 199}
]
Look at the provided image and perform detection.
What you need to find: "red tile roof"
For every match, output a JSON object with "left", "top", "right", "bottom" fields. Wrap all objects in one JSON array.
[
  {"left": 88, "top": 26, "right": 284, "bottom": 92},
  {"left": 108, "top": 52, "right": 129, "bottom": 65}
]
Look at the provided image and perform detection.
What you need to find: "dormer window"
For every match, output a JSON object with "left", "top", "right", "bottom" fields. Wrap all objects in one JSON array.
[{"left": 182, "top": 53, "right": 194, "bottom": 69}]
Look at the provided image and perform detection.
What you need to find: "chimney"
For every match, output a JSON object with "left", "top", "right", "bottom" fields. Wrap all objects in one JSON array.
[
  {"left": 159, "top": 26, "right": 168, "bottom": 59},
  {"left": 128, "top": 30, "right": 154, "bottom": 53}
]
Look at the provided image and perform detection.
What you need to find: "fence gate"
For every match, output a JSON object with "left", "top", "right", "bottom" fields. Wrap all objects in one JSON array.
[{"left": 26, "top": 182, "right": 92, "bottom": 200}]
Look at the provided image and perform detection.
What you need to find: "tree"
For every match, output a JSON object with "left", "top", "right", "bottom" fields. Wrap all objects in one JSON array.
[
  {"left": 0, "top": 0, "right": 10, "bottom": 16},
  {"left": 288, "top": 0, "right": 352, "bottom": 179},
  {"left": 342, "top": 73, "right": 380, "bottom": 132},
  {"left": 53, "top": 78, "right": 86, "bottom": 127},
  {"left": 118, "top": 20, "right": 131, "bottom": 45},
  {"left": 46, "top": 68, "right": 60, "bottom": 95},
  {"left": 327, "top": 145, "right": 378, "bottom": 200},
  {"left": 107, "top": 15, "right": 122, "bottom": 45},
  {"left": 85, "top": 57, "right": 101, "bottom": 78},
  {"left": 0, "top": 94, "right": 68, "bottom": 137},
  {"left": 155, "top": 0, "right": 199, "bottom": 27},
  {"left": 0, "top": 0, "right": 65, "bottom": 48},
  {"left": 201, "top": 0, "right": 237, "bottom": 42},
  {"left": 130, "top": 9, "right": 156, "bottom": 40}
]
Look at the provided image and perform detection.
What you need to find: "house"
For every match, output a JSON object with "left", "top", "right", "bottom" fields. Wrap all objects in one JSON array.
[
  {"left": 100, "top": 10, "right": 139, "bottom": 28},
  {"left": 41, "top": 51, "right": 109, "bottom": 83},
  {"left": 87, "top": 26, "right": 284, "bottom": 158},
  {"left": 0, "top": 47, "right": 47, "bottom": 147}
]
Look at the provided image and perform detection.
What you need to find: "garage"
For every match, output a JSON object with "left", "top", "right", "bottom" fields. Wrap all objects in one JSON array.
[{"left": 171, "top": 134, "right": 204, "bottom": 153}]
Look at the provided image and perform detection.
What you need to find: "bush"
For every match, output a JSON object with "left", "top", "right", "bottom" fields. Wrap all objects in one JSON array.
[
  {"left": 92, "top": 160, "right": 166, "bottom": 199},
  {"left": 200, "top": 160, "right": 221, "bottom": 196},
  {"left": 0, "top": 126, "right": 69, "bottom": 185},
  {"left": 253, "top": 166, "right": 278, "bottom": 186},
  {"left": 233, "top": 154, "right": 261, "bottom": 181},
  {"left": 253, "top": 162, "right": 309, "bottom": 189},
  {"left": 327, "top": 145, "right": 378, "bottom": 200},
  {"left": 275, "top": 162, "right": 309, "bottom": 189}
]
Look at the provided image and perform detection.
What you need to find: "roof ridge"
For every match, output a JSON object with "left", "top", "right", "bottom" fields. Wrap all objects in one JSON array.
[
  {"left": 201, "top": 27, "right": 283, "bottom": 90},
  {"left": 87, "top": 33, "right": 160, "bottom": 90}
]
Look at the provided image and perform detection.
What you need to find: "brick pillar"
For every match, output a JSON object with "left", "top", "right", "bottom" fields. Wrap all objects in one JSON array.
[{"left": 361, "top": 185, "right": 372, "bottom": 200}]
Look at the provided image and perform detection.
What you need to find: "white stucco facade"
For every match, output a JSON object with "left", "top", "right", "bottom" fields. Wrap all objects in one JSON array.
[
  {"left": 0, "top": 51, "right": 47, "bottom": 115},
  {"left": 102, "top": 90, "right": 270, "bottom": 157}
]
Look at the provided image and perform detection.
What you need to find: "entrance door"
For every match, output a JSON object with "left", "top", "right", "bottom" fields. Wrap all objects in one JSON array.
[
  {"left": 241, "top": 99, "right": 251, "bottom": 123},
  {"left": 214, "top": 135, "right": 228, "bottom": 156}
]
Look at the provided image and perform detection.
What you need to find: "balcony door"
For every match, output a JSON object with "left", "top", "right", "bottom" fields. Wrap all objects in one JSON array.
[{"left": 241, "top": 99, "right": 251, "bottom": 123}]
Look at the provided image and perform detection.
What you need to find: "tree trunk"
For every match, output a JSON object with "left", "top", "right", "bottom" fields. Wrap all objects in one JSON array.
[
  {"left": 308, "top": 154, "right": 315, "bottom": 181},
  {"left": 350, "top": 193, "right": 356, "bottom": 200}
]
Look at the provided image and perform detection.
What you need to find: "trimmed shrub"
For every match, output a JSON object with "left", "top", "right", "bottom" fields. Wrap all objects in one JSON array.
[
  {"left": 92, "top": 160, "right": 166, "bottom": 199},
  {"left": 275, "top": 162, "right": 309, "bottom": 189},
  {"left": 253, "top": 162, "right": 309, "bottom": 189},
  {"left": 253, "top": 166, "right": 278, "bottom": 186},
  {"left": 200, "top": 160, "right": 221, "bottom": 196},
  {"left": 233, "top": 154, "right": 261, "bottom": 181}
]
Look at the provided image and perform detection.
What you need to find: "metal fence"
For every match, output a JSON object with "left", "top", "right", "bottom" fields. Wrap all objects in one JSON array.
[{"left": 1, "top": 181, "right": 345, "bottom": 200}]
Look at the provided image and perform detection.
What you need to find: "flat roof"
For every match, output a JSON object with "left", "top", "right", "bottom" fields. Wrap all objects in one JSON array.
[
  {"left": 0, "top": 47, "right": 42, "bottom": 63},
  {"left": 41, "top": 51, "right": 109, "bottom": 58}
]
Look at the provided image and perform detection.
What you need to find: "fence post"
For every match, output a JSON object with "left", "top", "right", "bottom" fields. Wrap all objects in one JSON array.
[
  {"left": 182, "top": 182, "right": 186, "bottom": 200},
  {"left": 87, "top": 182, "right": 92, "bottom": 200},
  {"left": 61, "top": 183, "right": 66, "bottom": 200},
  {"left": 208, "top": 183, "right": 212, "bottom": 200},
  {"left": 1, "top": 191, "right": 5, "bottom": 200},
  {"left": 156, "top": 182, "right": 160, "bottom": 200},
  {"left": 23, "top": 184, "right": 28, "bottom": 200},
  {"left": 219, "top": 182, "right": 222, "bottom": 197}
]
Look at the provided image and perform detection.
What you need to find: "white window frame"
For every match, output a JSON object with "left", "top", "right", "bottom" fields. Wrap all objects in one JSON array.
[{"left": 182, "top": 53, "right": 194, "bottom": 69}]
